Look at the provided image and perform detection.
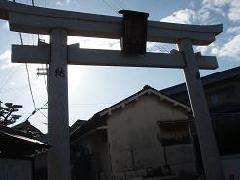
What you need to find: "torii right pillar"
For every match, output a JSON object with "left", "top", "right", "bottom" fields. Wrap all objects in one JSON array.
[{"left": 178, "top": 39, "right": 223, "bottom": 179}]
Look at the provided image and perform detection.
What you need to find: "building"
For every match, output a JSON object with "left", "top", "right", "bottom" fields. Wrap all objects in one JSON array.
[
  {"left": 0, "top": 124, "right": 48, "bottom": 180},
  {"left": 12, "top": 120, "right": 49, "bottom": 180},
  {"left": 160, "top": 66, "right": 240, "bottom": 179},
  {"left": 71, "top": 86, "right": 198, "bottom": 180},
  {"left": 13, "top": 120, "right": 47, "bottom": 143}
]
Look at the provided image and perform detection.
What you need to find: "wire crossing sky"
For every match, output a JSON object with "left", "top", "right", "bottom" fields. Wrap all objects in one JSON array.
[{"left": 0, "top": 0, "right": 240, "bottom": 133}]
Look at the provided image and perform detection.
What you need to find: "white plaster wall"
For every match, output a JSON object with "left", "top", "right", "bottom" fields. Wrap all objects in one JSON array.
[
  {"left": 107, "top": 94, "right": 196, "bottom": 178},
  {"left": 0, "top": 158, "right": 32, "bottom": 180}
]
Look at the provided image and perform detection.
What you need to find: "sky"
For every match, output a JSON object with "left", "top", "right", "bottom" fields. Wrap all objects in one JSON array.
[{"left": 0, "top": 0, "right": 240, "bottom": 133}]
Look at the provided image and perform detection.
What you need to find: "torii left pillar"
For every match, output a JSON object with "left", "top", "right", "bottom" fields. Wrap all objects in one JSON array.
[{"left": 48, "top": 28, "right": 71, "bottom": 180}]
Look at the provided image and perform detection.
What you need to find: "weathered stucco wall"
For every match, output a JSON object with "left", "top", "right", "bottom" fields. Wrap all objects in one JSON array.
[
  {"left": 71, "top": 130, "right": 112, "bottom": 180},
  {"left": 107, "top": 94, "right": 196, "bottom": 179}
]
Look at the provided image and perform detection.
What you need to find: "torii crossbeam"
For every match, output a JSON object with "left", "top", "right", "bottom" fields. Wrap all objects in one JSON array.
[{"left": 0, "top": 1, "right": 224, "bottom": 180}]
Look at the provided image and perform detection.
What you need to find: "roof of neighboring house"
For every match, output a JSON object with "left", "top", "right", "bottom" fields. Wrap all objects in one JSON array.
[
  {"left": 13, "top": 120, "right": 44, "bottom": 134},
  {"left": 13, "top": 120, "right": 45, "bottom": 140},
  {"left": 160, "top": 66, "right": 240, "bottom": 96},
  {"left": 70, "top": 120, "right": 86, "bottom": 133},
  {"left": 0, "top": 124, "right": 49, "bottom": 158},
  {"left": 71, "top": 85, "right": 190, "bottom": 142}
]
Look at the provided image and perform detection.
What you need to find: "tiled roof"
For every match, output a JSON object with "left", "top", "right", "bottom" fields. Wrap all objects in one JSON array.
[
  {"left": 0, "top": 124, "right": 49, "bottom": 158},
  {"left": 160, "top": 66, "right": 240, "bottom": 96}
]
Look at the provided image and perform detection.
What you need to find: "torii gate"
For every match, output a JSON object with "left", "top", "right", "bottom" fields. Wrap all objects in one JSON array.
[{"left": 0, "top": 1, "right": 224, "bottom": 180}]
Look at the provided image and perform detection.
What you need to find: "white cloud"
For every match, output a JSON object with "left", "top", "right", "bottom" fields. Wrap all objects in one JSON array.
[
  {"left": 0, "top": 50, "right": 10, "bottom": 60},
  {"left": 195, "top": 46, "right": 210, "bottom": 54},
  {"left": 202, "top": 0, "right": 240, "bottom": 22},
  {"left": 68, "top": 36, "right": 120, "bottom": 50},
  {"left": 39, "top": 35, "right": 50, "bottom": 44},
  {"left": 0, "top": 50, "right": 17, "bottom": 70},
  {"left": 210, "top": 46, "right": 220, "bottom": 55},
  {"left": 161, "top": 9, "right": 196, "bottom": 24},
  {"left": 196, "top": 3, "right": 226, "bottom": 24},
  {"left": 202, "top": 0, "right": 231, "bottom": 7},
  {"left": 160, "top": 6, "right": 223, "bottom": 26},
  {"left": 197, "top": 8, "right": 211, "bottom": 23},
  {"left": 227, "top": 26, "right": 240, "bottom": 34},
  {"left": 228, "top": 2, "right": 240, "bottom": 21},
  {"left": 10, "top": 81, "right": 16, "bottom": 86},
  {"left": 195, "top": 34, "right": 240, "bottom": 60},
  {"left": 56, "top": 1, "right": 64, "bottom": 6},
  {"left": 38, "top": 35, "right": 120, "bottom": 50},
  {"left": 55, "top": 0, "right": 71, "bottom": 6},
  {"left": 195, "top": 42, "right": 218, "bottom": 56},
  {"left": 218, "top": 34, "right": 240, "bottom": 58}
]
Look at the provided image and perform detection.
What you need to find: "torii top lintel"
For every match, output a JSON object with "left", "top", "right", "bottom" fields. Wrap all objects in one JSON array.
[{"left": 0, "top": 0, "right": 222, "bottom": 45}]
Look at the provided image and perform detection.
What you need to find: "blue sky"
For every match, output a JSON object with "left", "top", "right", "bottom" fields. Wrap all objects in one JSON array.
[{"left": 0, "top": 0, "right": 240, "bottom": 133}]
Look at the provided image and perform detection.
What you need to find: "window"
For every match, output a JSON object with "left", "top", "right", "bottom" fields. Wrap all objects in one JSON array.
[{"left": 157, "top": 120, "right": 191, "bottom": 146}]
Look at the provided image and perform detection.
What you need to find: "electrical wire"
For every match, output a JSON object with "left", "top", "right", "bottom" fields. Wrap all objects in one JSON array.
[
  {"left": 10, "top": 0, "right": 48, "bottom": 127},
  {"left": 13, "top": 1, "right": 37, "bottom": 111},
  {"left": 25, "top": 102, "right": 48, "bottom": 121},
  {"left": 25, "top": 64, "right": 36, "bottom": 109},
  {"left": 117, "top": 0, "right": 128, "bottom": 9},
  {"left": 101, "top": 0, "right": 171, "bottom": 54},
  {"left": 31, "top": 0, "right": 48, "bottom": 93},
  {"left": 18, "top": 32, "right": 23, "bottom": 45},
  {"left": 0, "top": 67, "right": 21, "bottom": 93},
  {"left": 102, "top": 0, "right": 119, "bottom": 14},
  {"left": 38, "top": 109, "right": 47, "bottom": 119}
]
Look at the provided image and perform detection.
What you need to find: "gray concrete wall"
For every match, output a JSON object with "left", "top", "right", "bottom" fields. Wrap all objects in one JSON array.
[
  {"left": 107, "top": 94, "right": 196, "bottom": 179},
  {"left": 221, "top": 154, "right": 240, "bottom": 180},
  {"left": 0, "top": 158, "right": 32, "bottom": 180}
]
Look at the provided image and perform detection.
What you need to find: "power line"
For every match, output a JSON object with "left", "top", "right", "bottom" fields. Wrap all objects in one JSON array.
[
  {"left": 101, "top": 0, "right": 170, "bottom": 54},
  {"left": 18, "top": 32, "right": 23, "bottom": 44},
  {"left": 101, "top": 0, "right": 167, "bottom": 54},
  {"left": 102, "top": 0, "right": 119, "bottom": 14},
  {"left": 0, "top": 66, "right": 21, "bottom": 93},
  {"left": 117, "top": 0, "right": 128, "bottom": 9},
  {"left": 25, "top": 102, "right": 48, "bottom": 121},
  {"left": 11, "top": 0, "right": 47, "bottom": 125},
  {"left": 12, "top": 1, "right": 37, "bottom": 110},
  {"left": 38, "top": 109, "right": 48, "bottom": 119},
  {"left": 25, "top": 64, "right": 36, "bottom": 109},
  {"left": 70, "top": 102, "right": 113, "bottom": 106},
  {"left": 31, "top": 0, "right": 48, "bottom": 93}
]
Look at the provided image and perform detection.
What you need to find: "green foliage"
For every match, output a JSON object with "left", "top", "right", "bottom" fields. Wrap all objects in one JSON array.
[{"left": 0, "top": 101, "right": 22, "bottom": 126}]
